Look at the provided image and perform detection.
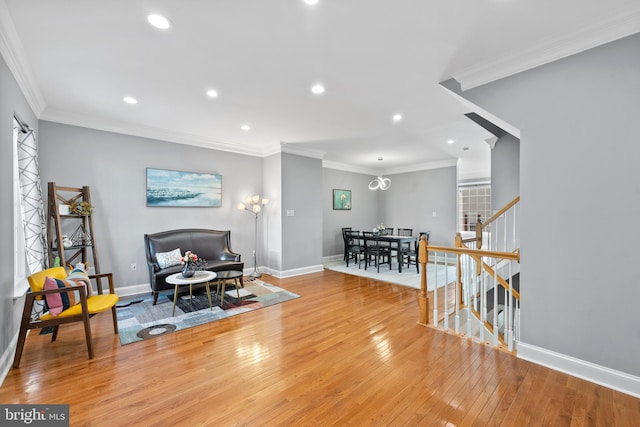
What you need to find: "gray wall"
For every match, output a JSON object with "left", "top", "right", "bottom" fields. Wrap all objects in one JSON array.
[
  {"left": 322, "top": 168, "right": 380, "bottom": 257},
  {"left": 381, "top": 167, "right": 458, "bottom": 246},
  {"left": 0, "top": 52, "right": 39, "bottom": 380},
  {"left": 263, "top": 153, "right": 282, "bottom": 271},
  {"left": 38, "top": 121, "right": 263, "bottom": 291},
  {"left": 281, "top": 153, "right": 323, "bottom": 271},
  {"left": 491, "top": 134, "right": 520, "bottom": 212},
  {"left": 454, "top": 33, "right": 640, "bottom": 376}
]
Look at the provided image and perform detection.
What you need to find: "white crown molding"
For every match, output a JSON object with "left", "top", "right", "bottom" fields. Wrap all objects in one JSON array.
[
  {"left": 322, "top": 160, "right": 378, "bottom": 176},
  {"left": 383, "top": 159, "right": 458, "bottom": 176},
  {"left": 439, "top": 82, "right": 521, "bottom": 139},
  {"left": 280, "top": 142, "right": 326, "bottom": 160},
  {"left": 0, "top": 0, "right": 46, "bottom": 116},
  {"left": 40, "top": 107, "right": 279, "bottom": 157},
  {"left": 323, "top": 158, "right": 458, "bottom": 176},
  {"left": 485, "top": 136, "right": 498, "bottom": 150},
  {"left": 518, "top": 342, "right": 640, "bottom": 399},
  {"left": 453, "top": 7, "right": 640, "bottom": 90}
]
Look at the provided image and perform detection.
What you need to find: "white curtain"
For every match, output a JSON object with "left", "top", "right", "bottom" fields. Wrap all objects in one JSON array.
[{"left": 14, "top": 117, "right": 47, "bottom": 274}]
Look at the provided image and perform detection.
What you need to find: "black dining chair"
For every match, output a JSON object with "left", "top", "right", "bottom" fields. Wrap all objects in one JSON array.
[
  {"left": 341, "top": 227, "right": 352, "bottom": 261},
  {"left": 363, "top": 231, "right": 391, "bottom": 272},
  {"left": 403, "top": 231, "right": 429, "bottom": 273},
  {"left": 345, "top": 230, "right": 365, "bottom": 268},
  {"left": 396, "top": 228, "right": 413, "bottom": 266}
]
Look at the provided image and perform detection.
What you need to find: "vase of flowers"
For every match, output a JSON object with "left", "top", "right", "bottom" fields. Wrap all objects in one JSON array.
[
  {"left": 374, "top": 224, "right": 386, "bottom": 235},
  {"left": 180, "top": 251, "right": 206, "bottom": 278}
]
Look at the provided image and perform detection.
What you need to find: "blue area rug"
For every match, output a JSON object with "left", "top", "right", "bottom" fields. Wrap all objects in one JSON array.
[{"left": 116, "top": 279, "right": 299, "bottom": 345}]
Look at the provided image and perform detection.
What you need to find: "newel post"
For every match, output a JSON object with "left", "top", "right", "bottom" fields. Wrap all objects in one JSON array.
[{"left": 417, "top": 235, "right": 429, "bottom": 325}]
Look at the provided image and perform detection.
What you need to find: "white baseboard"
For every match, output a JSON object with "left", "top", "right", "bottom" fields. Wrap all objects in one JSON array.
[
  {"left": 114, "top": 283, "right": 152, "bottom": 298},
  {"left": 0, "top": 331, "right": 19, "bottom": 387},
  {"left": 518, "top": 342, "right": 640, "bottom": 398},
  {"left": 262, "top": 264, "right": 324, "bottom": 279},
  {"left": 323, "top": 255, "right": 343, "bottom": 263}
]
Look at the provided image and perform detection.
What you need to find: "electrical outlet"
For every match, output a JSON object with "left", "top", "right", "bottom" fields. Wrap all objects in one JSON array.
[{"left": 130, "top": 263, "right": 137, "bottom": 271}]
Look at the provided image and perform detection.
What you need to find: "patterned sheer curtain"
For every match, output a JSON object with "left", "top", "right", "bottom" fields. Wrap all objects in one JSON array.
[{"left": 14, "top": 116, "right": 47, "bottom": 275}]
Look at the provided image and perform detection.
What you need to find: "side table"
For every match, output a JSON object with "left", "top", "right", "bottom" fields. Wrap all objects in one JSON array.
[
  {"left": 215, "top": 270, "right": 244, "bottom": 306},
  {"left": 166, "top": 271, "right": 216, "bottom": 316}
]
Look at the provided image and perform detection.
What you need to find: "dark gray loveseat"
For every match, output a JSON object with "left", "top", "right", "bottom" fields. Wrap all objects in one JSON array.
[{"left": 144, "top": 229, "right": 243, "bottom": 304}]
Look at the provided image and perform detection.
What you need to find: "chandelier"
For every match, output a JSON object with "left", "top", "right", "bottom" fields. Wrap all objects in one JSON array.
[{"left": 368, "top": 176, "right": 391, "bottom": 191}]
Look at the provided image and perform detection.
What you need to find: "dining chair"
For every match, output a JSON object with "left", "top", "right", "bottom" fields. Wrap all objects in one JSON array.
[
  {"left": 403, "top": 231, "right": 429, "bottom": 273},
  {"left": 396, "top": 228, "right": 413, "bottom": 266},
  {"left": 363, "top": 231, "right": 391, "bottom": 272},
  {"left": 341, "top": 227, "right": 352, "bottom": 261},
  {"left": 345, "top": 230, "right": 365, "bottom": 268}
]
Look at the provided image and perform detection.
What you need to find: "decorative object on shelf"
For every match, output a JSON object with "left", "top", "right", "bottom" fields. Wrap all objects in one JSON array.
[
  {"left": 368, "top": 176, "right": 391, "bottom": 191},
  {"left": 69, "top": 200, "right": 93, "bottom": 215},
  {"left": 332, "top": 189, "right": 351, "bottom": 210},
  {"left": 58, "top": 204, "right": 70, "bottom": 215},
  {"left": 61, "top": 235, "right": 73, "bottom": 248},
  {"left": 180, "top": 250, "right": 206, "bottom": 278},
  {"left": 374, "top": 224, "right": 386, "bottom": 234},
  {"left": 146, "top": 167, "right": 222, "bottom": 207},
  {"left": 237, "top": 195, "right": 269, "bottom": 279}
]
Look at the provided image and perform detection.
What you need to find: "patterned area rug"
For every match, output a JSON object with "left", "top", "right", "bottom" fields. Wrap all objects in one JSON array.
[
  {"left": 116, "top": 280, "right": 299, "bottom": 345},
  {"left": 324, "top": 260, "right": 457, "bottom": 290}
]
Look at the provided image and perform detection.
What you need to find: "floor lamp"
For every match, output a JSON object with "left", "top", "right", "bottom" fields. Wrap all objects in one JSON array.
[{"left": 237, "top": 195, "right": 269, "bottom": 279}]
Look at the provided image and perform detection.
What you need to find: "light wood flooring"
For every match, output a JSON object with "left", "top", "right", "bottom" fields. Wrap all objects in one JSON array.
[{"left": 2, "top": 270, "right": 639, "bottom": 426}]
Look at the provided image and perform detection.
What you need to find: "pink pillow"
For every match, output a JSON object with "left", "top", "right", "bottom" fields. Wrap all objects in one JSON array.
[{"left": 44, "top": 276, "right": 63, "bottom": 316}]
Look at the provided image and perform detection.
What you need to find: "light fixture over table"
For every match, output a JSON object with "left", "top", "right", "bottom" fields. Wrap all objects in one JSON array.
[
  {"left": 369, "top": 176, "right": 391, "bottom": 191},
  {"left": 369, "top": 156, "right": 391, "bottom": 190}
]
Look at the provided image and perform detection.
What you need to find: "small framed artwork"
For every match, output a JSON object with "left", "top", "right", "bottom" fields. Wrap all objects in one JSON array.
[
  {"left": 333, "top": 189, "right": 351, "bottom": 210},
  {"left": 146, "top": 167, "right": 222, "bottom": 207}
]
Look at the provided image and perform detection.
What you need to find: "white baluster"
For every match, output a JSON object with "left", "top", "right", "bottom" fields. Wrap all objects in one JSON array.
[
  {"left": 507, "top": 260, "right": 514, "bottom": 352},
  {"left": 493, "top": 263, "right": 499, "bottom": 346},
  {"left": 455, "top": 254, "right": 460, "bottom": 334},
  {"left": 479, "top": 266, "right": 485, "bottom": 342},
  {"left": 466, "top": 254, "right": 473, "bottom": 337},
  {"left": 444, "top": 254, "right": 449, "bottom": 330},
  {"left": 433, "top": 251, "right": 438, "bottom": 327}
]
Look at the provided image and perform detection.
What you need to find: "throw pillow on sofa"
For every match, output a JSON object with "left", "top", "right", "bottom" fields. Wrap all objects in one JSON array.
[{"left": 156, "top": 248, "right": 182, "bottom": 269}]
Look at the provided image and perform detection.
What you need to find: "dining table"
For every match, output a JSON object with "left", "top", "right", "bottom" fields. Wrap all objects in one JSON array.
[{"left": 377, "top": 234, "right": 418, "bottom": 273}]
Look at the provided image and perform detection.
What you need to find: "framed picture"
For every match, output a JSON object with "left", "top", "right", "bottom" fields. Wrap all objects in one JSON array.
[
  {"left": 333, "top": 189, "right": 351, "bottom": 210},
  {"left": 146, "top": 168, "right": 222, "bottom": 207}
]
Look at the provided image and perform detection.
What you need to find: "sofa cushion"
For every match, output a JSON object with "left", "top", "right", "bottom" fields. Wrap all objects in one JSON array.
[{"left": 156, "top": 248, "right": 182, "bottom": 269}]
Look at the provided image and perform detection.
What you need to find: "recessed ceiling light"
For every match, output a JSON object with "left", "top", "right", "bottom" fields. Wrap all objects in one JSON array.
[
  {"left": 392, "top": 114, "right": 402, "bottom": 122},
  {"left": 147, "top": 14, "right": 171, "bottom": 30},
  {"left": 123, "top": 96, "right": 138, "bottom": 105},
  {"left": 304, "top": 0, "right": 319, "bottom": 4},
  {"left": 241, "top": 125, "right": 251, "bottom": 131},
  {"left": 206, "top": 89, "right": 218, "bottom": 98},
  {"left": 447, "top": 139, "right": 455, "bottom": 144},
  {"left": 311, "top": 84, "right": 325, "bottom": 94}
]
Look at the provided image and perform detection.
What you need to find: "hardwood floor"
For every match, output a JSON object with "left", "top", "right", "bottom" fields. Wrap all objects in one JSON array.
[{"left": 2, "top": 270, "right": 639, "bottom": 426}]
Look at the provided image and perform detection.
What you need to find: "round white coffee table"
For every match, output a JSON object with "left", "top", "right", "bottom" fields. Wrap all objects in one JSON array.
[{"left": 166, "top": 271, "right": 216, "bottom": 316}]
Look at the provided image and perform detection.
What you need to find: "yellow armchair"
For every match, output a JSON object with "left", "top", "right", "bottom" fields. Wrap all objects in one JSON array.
[{"left": 13, "top": 267, "right": 119, "bottom": 368}]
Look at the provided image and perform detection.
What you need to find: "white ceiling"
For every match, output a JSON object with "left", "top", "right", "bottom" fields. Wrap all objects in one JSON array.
[{"left": 2, "top": 0, "right": 639, "bottom": 178}]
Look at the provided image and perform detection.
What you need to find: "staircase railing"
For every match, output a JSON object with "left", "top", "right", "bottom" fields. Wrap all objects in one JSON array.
[{"left": 417, "top": 197, "right": 521, "bottom": 352}]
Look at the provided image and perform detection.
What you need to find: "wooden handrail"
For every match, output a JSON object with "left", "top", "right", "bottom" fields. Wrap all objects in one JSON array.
[
  {"left": 483, "top": 196, "right": 520, "bottom": 228},
  {"left": 426, "top": 245, "right": 520, "bottom": 261},
  {"left": 468, "top": 255, "right": 521, "bottom": 300}
]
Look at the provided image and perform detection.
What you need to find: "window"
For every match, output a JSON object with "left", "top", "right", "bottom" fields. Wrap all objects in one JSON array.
[
  {"left": 459, "top": 183, "right": 491, "bottom": 232},
  {"left": 13, "top": 118, "right": 28, "bottom": 297}
]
